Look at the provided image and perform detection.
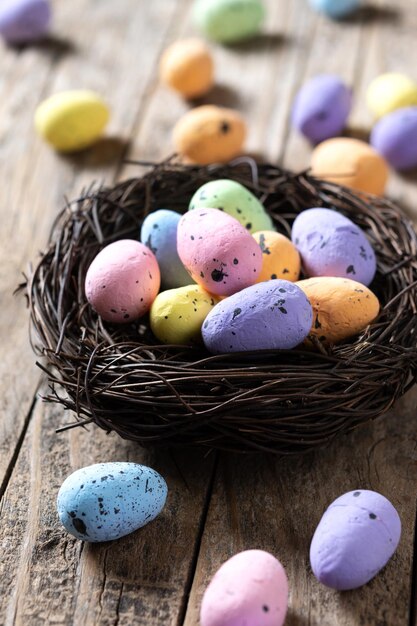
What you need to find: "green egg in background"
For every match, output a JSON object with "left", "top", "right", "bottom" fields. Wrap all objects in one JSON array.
[{"left": 193, "top": 0, "right": 265, "bottom": 44}]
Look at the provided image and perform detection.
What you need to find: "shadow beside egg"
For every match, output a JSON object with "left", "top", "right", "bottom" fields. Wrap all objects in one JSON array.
[
  {"left": 340, "top": 4, "right": 401, "bottom": 24},
  {"left": 60, "top": 136, "right": 130, "bottom": 170}
]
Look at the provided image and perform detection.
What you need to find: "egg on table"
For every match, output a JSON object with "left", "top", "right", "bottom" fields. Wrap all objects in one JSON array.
[
  {"left": 370, "top": 107, "right": 417, "bottom": 171},
  {"left": 200, "top": 550, "right": 288, "bottom": 626},
  {"left": 57, "top": 462, "right": 168, "bottom": 542},
  {"left": 253, "top": 230, "right": 301, "bottom": 282},
  {"left": 0, "top": 0, "right": 51, "bottom": 45},
  {"left": 292, "top": 207, "right": 376, "bottom": 286},
  {"left": 140, "top": 209, "right": 192, "bottom": 289},
  {"left": 202, "top": 279, "right": 313, "bottom": 353},
  {"left": 35, "top": 90, "right": 110, "bottom": 152},
  {"left": 366, "top": 73, "right": 417, "bottom": 120},
  {"left": 177, "top": 207, "right": 262, "bottom": 296},
  {"left": 309, "top": 0, "right": 360, "bottom": 18},
  {"left": 159, "top": 38, "right": 214, "bottom": 99},
  {"left": 150, "top": 284, "right": 220, "bottom": 345},
  {"left": 189, "top": 179, "right": 274, "bottom": 233},
  {"left": 193, "top": 0, "right": 265, "bottom": 44},
  {"left": 310, "top": 489, "right": 401, "bottom": 590},
  {"left": 173, "top": 105, "right": 246, "bottom": 164},
  {"left": 292, "top": 74, "right": 352, "bottom": 144},
  {"left": 310, "top": 137, "right": 389, "bottom": 196},
  {"left": 296, "top": 276, "right": 380, "bottom": 345},
  {"left": 85, "top": 239, "right": 160, "bottom": 323}
]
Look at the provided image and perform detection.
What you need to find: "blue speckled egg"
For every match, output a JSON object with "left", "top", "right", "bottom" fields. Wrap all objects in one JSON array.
[
  {"left": 57, "top": 462, "right": 168, "bottom": 542},
  {"left": 292, "top": 208, "right": 376, "bottom": 286},
  {"left": 202, "top": 279, "right": 313, "bottom": 353},
  {"left": 140, "top": 209, "right": 192, "bottom": 289},
  {"left": 309, "top": 0, "right": 360, "bottom": 19}
]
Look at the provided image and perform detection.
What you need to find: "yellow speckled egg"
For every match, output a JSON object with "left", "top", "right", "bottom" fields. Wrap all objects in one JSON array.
[
  {"left": 35, "top": 90, "right": 110, "bottom": 152},
  {"left": 160, "top": 38, "right": 214, "bottom": 99},
  {"left": 296, "top": 276, "right": 380, "bottom": 345},
  {"left": 172, "top": 105, "right": 246, "bottom": 164},
  {"left": 253, "top": 231, "right": 300, "bottom": 282},
  {"left": 366, "top": 73, "right": 417, "bottom": 119},
  {"left": 150, "top": 284, "right": 220, "bottom": 345},
  {"left": 311, "top": 137, "right": 389, "bottom": 196}
]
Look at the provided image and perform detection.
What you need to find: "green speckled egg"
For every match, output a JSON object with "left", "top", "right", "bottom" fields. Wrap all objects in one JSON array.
[
  {"left": 189, "top": 179, "right": 274, "bottom": 233},
  {"left": 193, "top": 0, "right": 265, "bottom": 44}
]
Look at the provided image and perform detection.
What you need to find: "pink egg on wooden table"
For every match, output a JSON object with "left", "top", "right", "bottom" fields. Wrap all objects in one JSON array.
[{"left": 85, "top": 239, "right": 160, "bottom": 323}]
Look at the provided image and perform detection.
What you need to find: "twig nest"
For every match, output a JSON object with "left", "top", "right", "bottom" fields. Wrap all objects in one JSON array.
[
  {"left": 193, "top": 0, "right": 265, "bottom": 43},
  {"left": 370, "top": 107, "right": 417, "bottom": 171},
  {"left": 0, "top": 0, "right": 51, "bottom": 45},
  {"left": 366, "top": 73, "right": 417, "bottom": 120},
  {"left": 159, "top": 38, "right": 214, "bottom": 99}
]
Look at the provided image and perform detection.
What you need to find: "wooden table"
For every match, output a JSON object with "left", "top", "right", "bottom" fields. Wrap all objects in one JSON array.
[{"left": 1, "top": 1, "right": 416, "bottom": 624}]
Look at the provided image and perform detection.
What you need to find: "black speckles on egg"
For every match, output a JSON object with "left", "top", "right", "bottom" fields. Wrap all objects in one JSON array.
[
  {"left": 73, "top": 517, "right": 88, "bottom": 535},
  {"left": 346, "top": 265, "right": 356, "bottom": 275},
  {"left": 353, "top": 491, "right": 361, "bottom": 497},
  {"left": 232, "top": 308, "right": 242, "bottom": 320},
  {"left": 212, "top": 268, "right": 228, "bottom": 282},
  {"left": 190, "top": 235, "right": 195, "bottom": 240},
  {"left": 233, "top": 258, "right": 239, "bottom": 265},
  {"left": 220, "top": 121, "right": 230, "bottom": 134},
  {"left": 200, "top": 271, "right": 205, "bottom": 278},
  {"left": 369, "top": 513, "right": 377, "bottom": 520},
  {"left": 282, "top": 268, "right": 289, "bottom": 274},
  {"left": 246, "top": 223, "right": 252, "bottom": 230},
  {"left": 271, "top": 274, "right": 277, "bottom": 279},
  {"left": 110, "top": 308, "right": 117, "bottom": 314},
  {"left": 314, "top": 315, "right": 322, "bottom": 329},
  {"left": 262, "top": 605, "right": 269, "bottom": 613},
  {"left": 123, "top": 314, "right": 130, "bottom": 319},
  {"left": 258, "top": 234, "right": 271, "bottom": 255}
]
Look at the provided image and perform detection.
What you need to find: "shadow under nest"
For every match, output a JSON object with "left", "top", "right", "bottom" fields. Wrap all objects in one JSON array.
[{"left": 25, "top": 158, "right": 417, "bottom": 454}]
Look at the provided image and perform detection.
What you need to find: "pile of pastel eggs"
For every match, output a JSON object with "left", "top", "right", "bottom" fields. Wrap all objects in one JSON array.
[{"left": 85, "top": 176, "right": 381, "bottom": 355}]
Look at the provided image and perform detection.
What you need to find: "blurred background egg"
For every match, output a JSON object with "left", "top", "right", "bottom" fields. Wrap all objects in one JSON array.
[
  {"left": 366, "top": 72, "right": 417, "bottom": 119},
  {"left": 308, "top": 0, "right": 361, "bottom": 19},
  {"left": 370, "top": 107, "right": 417, "bottom": 171},
  {"left": 193, "top": 0, "right": 265, "bottom": 43},
  {"left": 159, "top": 38, "right": 214, "bottom": 99},
  {"left": 253, "top": 230, "right": 301, "bottom": 282},
  {"left": 0, "top": 0, "right": 51, "bottom": 45}
]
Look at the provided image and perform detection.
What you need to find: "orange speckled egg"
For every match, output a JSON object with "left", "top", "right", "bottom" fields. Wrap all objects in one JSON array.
[
  {"left": 310, "top": 137, "right": 389, "bottom": 196},
  {"left": 173, "top": 105, "right": 246, "bottom": 164},
  {"left": 253, "top": 231, "right": 301, "bottom": 282},
  {"left": 159, "top": 38, "right": 214, "bottom": 99},
  {"left": 296, "top": 276, "right": 380, "bottom": 344}
]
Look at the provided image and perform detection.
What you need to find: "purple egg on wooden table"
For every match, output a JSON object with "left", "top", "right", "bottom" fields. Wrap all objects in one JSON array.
[
  {"left": 291, "top": 75, "right": 352, "bottom": 144},
  {"left": 310, "top": 489, "right": 401, "bottom": 590},
  {"left": 0, "top": 0, "right": 51, "bottom": 45},
  {"left": 370, "top": 107, "right": 417, "bottom": 171}
]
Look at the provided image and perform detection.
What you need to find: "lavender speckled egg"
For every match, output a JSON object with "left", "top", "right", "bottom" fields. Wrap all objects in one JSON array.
[
  {"left": 140, "top": 209, "right": 193, "bottom": 289},
  {"left": 370, "top": 107, "right": 417, "bottom": 171},
  {"left": 177, "top": 208, "right": 262, "bottom": 296},
  {"left": 0, "top": 0, "right": 51, "bottom": 45},
  {"left": 292, "top": 208, "right": 376, "bottom": 286},
  {"left": 201, "top": 550, "right": 288, "bottom": 626},
  {"left": 202, "top": 279, "right": 313, "bottom": 353},
  {"left": 292, "top": 75, "right": 352, "bottom": 144},
  {"left": 310, "top": 490, "right": 401, "bottom": 590},
  {"left": 85, "top": 239, "right": 160, "bottom": 323},
  {"left": 57, "top": 462, "right": 168, "bottom": 543}
]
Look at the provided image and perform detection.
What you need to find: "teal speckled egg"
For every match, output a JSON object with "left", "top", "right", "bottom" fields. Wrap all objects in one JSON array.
[
  {"left": 193, "top": 0, "right": 265, "bottom": 44},
  {"left": 189, "top": 179, "right": 274, "bottom": 233}
]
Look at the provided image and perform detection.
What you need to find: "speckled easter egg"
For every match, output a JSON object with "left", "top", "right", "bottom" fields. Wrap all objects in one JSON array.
[
  {"left": 292, "top": 75, "right": 352, "bottom": 144},
  {"left": 177, "top": 208, "right": 262, "bottom": 296},
  {"left": 309, "top": 0, "right": 360, "bottom": 18},
  {"left": 310, "top": 137, "right": 389, "bottom": 196},
  {"left": 140, "top": 209, "right": 192, "bottom": 289},
  {"left": 35, "top": 90, "right": 110, "bottom": 152},
  {"left": 296, "top": 276, "right": 380, "bottom": 344},
  {"left": 193, "top": 0, "right": 265, "bottom": 43},
  {"left": 85, "top": 239, "right": 160, "bottom": 323},
  {"left": 57, "top": 462, "right": 168, "bottom": 543},
  {"left": 159, "top": 38, "right": 214, "bottom": 99},
  {"left": 202, "top": 280, "right": 313, "bottom": 353},
  {"left": 173, "top": 105, "right": 246, "bottom": 164},
  {"left": 201, "top": 550, "right": 288, "bottom": 626},
  {"left": 370, "top": 107, "right": 417, "bottom": 171},
  {"left": 0, "top": 0, "right": 51, "bottom": 45},
  {"left": 310, "top": 490, "right": 401, "bottom": 590},
  {"left": 150, "top": 284, "right": 220, "bottom": 345},
  {"left": 253, "top": 231, "right": 301, "bottom": 282},
  {"left": 366, "top": 73, "right": 417, "bottom": 120},
  {"left": 189, "top": 179, "right": 274, "bottom": 233},
  {"left": 292, "top": 208, "right": 376, "bottom": 286}
]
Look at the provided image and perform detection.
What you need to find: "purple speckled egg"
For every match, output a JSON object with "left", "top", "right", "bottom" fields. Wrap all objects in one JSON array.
[
  {"left": 292, "top": 75, "right": 352, "bottom": 144},
  {"left": 177, "top": 207, "right": 262, "bottom": 296},
  {"left": 310, "top": 489, "right": 401, "bottom": 590},
  {"left": 370, "top": 107, "right": 417, "bottom": 171},
  {"left": 0, "top": 0, "right": 51, "bottom": 45},
  {"left": 292, "top": 208, "right": 376, "bottom": 286},
  {"left": 202, "top": 279, "right": 313, "bottom": 353}
]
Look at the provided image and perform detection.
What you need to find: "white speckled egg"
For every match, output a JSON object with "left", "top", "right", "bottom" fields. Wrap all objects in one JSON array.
[{"left": 57, "top": 462, "right": 168, "bottom": 542}]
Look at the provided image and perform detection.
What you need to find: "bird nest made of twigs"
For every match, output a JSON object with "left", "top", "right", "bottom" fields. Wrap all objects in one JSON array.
[{"left": 25, "top": 159, "right": 417, "bottom": 454}]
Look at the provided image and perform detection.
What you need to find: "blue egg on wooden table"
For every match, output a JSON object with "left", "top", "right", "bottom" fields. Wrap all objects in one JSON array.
[
  {"left": 0, "top": 0, "right": 51, "bottom": 45},
  {"left": 370, "top": 107, "right": 417, "bottom": 171},
  {"left": 309, "top": 0, "right": 361, "bottom": 19},
  {"left": 140, "top": 209, "right": 193, "bottom": 289},
  {"left": 57, "top": 462, "right": 168, "bottom": 542},
  {"left": 292, "top": 207, "right": 376, "bottom": 286},
  {"left": 310, "top": 490, "right": 401, "bottom": 590},
  {"left": 202, "top": 279, "right": 313, "bottom": 353}
]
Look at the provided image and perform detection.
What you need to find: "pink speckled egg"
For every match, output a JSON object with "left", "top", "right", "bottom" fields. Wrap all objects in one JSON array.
[
  {"left": 85, "top": 239, "right": 160, "bottom": 323},
  {"left": 177, "top": 208, "right": 262, "bottom": 296},
  {"left": 200, "top": 549, "right": 288, "bottom": 626}
]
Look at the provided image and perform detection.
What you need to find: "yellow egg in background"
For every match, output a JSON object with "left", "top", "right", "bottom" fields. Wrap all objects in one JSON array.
[
  {"left": 296, "top": 276, "right": 380, "bottom": 345},
  {"left": 253, "top": 231, "right": 301, "bottom": 282},
  {"left": 159, "top": 38, "right": 214, "bottom": 99},
  {"left": 366, "top": 73, "right": 417, "bottom": 119},
  {"left": 310, "top": 137, "right": 389, "bottom": 196},
  {"left": 35, "top": 90, "right": 110, "bottom": 152}
]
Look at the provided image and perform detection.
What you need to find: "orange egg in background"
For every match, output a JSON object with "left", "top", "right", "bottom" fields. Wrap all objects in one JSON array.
[
  {"left": 253, "top": 231, "right": 301, "bottom": 282},
  {"left": 159, "top": 38, "right": 214, "bottom": 99}
]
